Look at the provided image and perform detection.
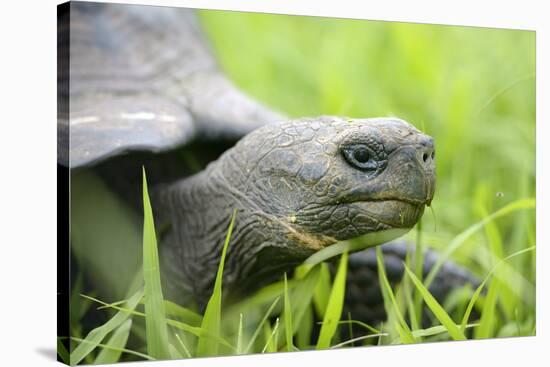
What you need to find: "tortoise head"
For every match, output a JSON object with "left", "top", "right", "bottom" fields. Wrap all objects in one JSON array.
[{"left": 224, "top": 116, "right": 435, "bottom": 249}]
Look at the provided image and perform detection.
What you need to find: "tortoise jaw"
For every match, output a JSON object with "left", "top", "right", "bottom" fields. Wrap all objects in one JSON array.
[
  {"left": 350, "top": 199, "right": 425, "bottom": 229},
  {"left": 293, "top": 197, "right": 426, "bottom": 244}
]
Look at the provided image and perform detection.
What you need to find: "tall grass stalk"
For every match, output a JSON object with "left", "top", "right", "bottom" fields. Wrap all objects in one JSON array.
[
  {"left": 142, "top": 168, "right": 171, "bottom": 359},
  {"left": 316, "top": 251, "right": 349, "bottom": 349},
  {"left": 196, "top": 208, "right": 237, "bottom": 356}
]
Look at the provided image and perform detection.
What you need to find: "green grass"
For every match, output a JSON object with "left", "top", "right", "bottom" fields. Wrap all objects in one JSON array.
[
  {"left": 93, "top": 319, "right": 133, "bottom": 364},
  {"left": 68, "top": 289, "right": 144, "bottom": 365},
  {"left": 316, "top": 251, "right": 349, "bottom": 349},
  {"left": 65, "top": 10, "right": 535, "bottom": 364},
  {"left": 66, "top": 174, "right": 535, "bottom": 364},
  {"left": 376, "top": 247, "right": 416, "bottom": 344},
  {"left": 404, "top": 265, "right": 466, "bottom": 341},
  {"left": 283, "top": 274, "right": 294, "bottom": 352}
]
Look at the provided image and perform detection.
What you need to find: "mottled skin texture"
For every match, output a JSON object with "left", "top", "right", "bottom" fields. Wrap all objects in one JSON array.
[{"left": 156, "top": 116, "right": 436, "bottom": 306}]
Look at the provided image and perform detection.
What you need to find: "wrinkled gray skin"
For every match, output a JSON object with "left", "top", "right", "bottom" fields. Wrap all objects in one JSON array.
[{"left": 157, "top": 116, "right": 436, "bottom": 305}]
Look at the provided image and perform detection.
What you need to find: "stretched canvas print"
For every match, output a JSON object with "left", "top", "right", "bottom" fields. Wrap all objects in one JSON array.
[{"left": 57, "top": 1, "right": 536, "bottom": 364}]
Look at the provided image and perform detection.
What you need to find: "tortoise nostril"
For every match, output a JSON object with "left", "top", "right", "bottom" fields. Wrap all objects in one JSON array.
[
  {"left": 418, "top": 136, "right": 434, "bottom": 164},
  {"left": 419, "top": 146, "right": 434, "bottom": 167}
]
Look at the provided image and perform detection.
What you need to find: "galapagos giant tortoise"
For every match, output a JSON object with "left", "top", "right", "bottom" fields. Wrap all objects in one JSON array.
[{"left": 58, "top": 1, "right": 478, "bottom": 332}]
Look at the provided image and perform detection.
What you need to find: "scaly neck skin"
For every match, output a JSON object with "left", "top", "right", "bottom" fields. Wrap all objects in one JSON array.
[{"left": 156, "top": 155, "right": 322, "bottom": 307}]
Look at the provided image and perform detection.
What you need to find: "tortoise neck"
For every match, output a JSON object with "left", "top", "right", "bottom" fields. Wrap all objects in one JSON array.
[{"left": 155, "top": 161, "right": 313, "bottom": 307}]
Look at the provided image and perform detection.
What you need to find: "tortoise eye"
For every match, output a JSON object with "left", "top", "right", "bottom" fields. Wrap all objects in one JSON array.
[
  {"left": 342, "top": 144, "right": 378, "bottom": 171},
  {"left": 353, "top": 147, "right": 370, "bottom": 163}
]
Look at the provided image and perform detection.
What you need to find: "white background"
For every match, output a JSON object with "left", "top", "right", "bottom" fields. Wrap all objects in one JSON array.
[{"left": 0, "top": 0, "right": 546, "bottom": 365}]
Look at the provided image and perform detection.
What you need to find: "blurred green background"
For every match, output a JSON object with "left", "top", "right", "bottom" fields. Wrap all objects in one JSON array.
[{"left": 199, "top": 10, "right": 536, "bottom": 335}]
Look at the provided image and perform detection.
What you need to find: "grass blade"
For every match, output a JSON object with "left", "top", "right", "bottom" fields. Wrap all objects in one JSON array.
[
  {"left": 262, "top": 318, "right": 280, "bottom": 353},
  {"left": 287, "top": 267, "right": 321, "bottom": 346},
  {"left": 411, "top": 323, "right": 478, "bottom": 339},
  {"left": 313, "top": 263, "right": 331, "bottom": 318},
  {"left": 283, "top": 273, "right": 294, "bottom": 352},
  {"left": 142, "top": 167, "right": 170, "bottom": 359},
  {"left": 168, "top": 343, "right": 183, "bottom": 360},
  {"left": 376, "top": 247, "right": 415, "bottom": 344},
  {"left": 70, "top": 289, "right": 143, "bottom": 365},
  {"left": 330, "top": 333, "right": 388, "bottom": 349},
  {"left": 477, "top": 245, "right": 535, "bottom": 306},
  {"left": 424, "top": 198, "right": 535, "bottom": 288},
  {"left": 404, "top": 264, "right": 466, "bottom": 341},
  {"left": 164, "top": 300, "right": 202, "bottom": 326},
  {"left": 346, "top": 312, "right": 354, "bottom": 347},
  {"left": 94, "top": 319, "right": 133, "bottom": 364},
  {"left": 332, "top": 320, "right": 381, "bottom": 334},
  {"left": 175, "top": 333, "right": 193, "bottom": 358},
  {"left": 296, "top": 306, "right": 313, "bottom": 349},
  {"left": 57, "top": 339, "right": 70, "bottom": 364},
  {"left": 229, "top": 278, "right": 296, "bottom": 314},
  {"left": 236, "top": 313, "right": 244, "bottom": 355},
  {"left": 316, "top": 250, "right": 349, "bottom": 349},
  {"left": 80, "top": 293, "right": 233, "bottom": 349},
  {"left": 304, "top": 229, "right": 409, "bottom": 266},
  {"left": 402, "top": 272, "right": 420, "bottom": 334},
  {"left": 413, "top": 220, "right": 425, "bottom": 326},
  {"left": 196, "top": 208, "right": 237, "bottom": 356},
  {"left": 71, "top": 337, "right": 153, "bottom": 361},
  {"left": 460, "top": 246, "right": 535, "bottom": 331},
  {"left": 103, "top": 298, "right": 201, "bottom": 325},
  {"left": 278, "top": 264, "right": 321, "bottom": 343},
  {"left": 474, "top": 280, "right": 499, "bottom": 339},
  {"left": 244, "top": 297, "right": 281, "bottom": 354}
]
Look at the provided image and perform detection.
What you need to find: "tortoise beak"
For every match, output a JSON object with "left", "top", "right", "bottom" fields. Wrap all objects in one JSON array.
[
  {"left": 425, "top": 173, "right": 436, "bottom": 206},
  {"left": 383, "top": 140, "right": 436, "bottom": 208},
  {"left": 417, "top": 136, "right": 436, "bottom": 206}
]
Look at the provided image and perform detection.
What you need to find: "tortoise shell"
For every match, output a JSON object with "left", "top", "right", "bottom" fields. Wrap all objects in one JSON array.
[{"left": 58, "top": 2, "right": 282, "bottom": 168}]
